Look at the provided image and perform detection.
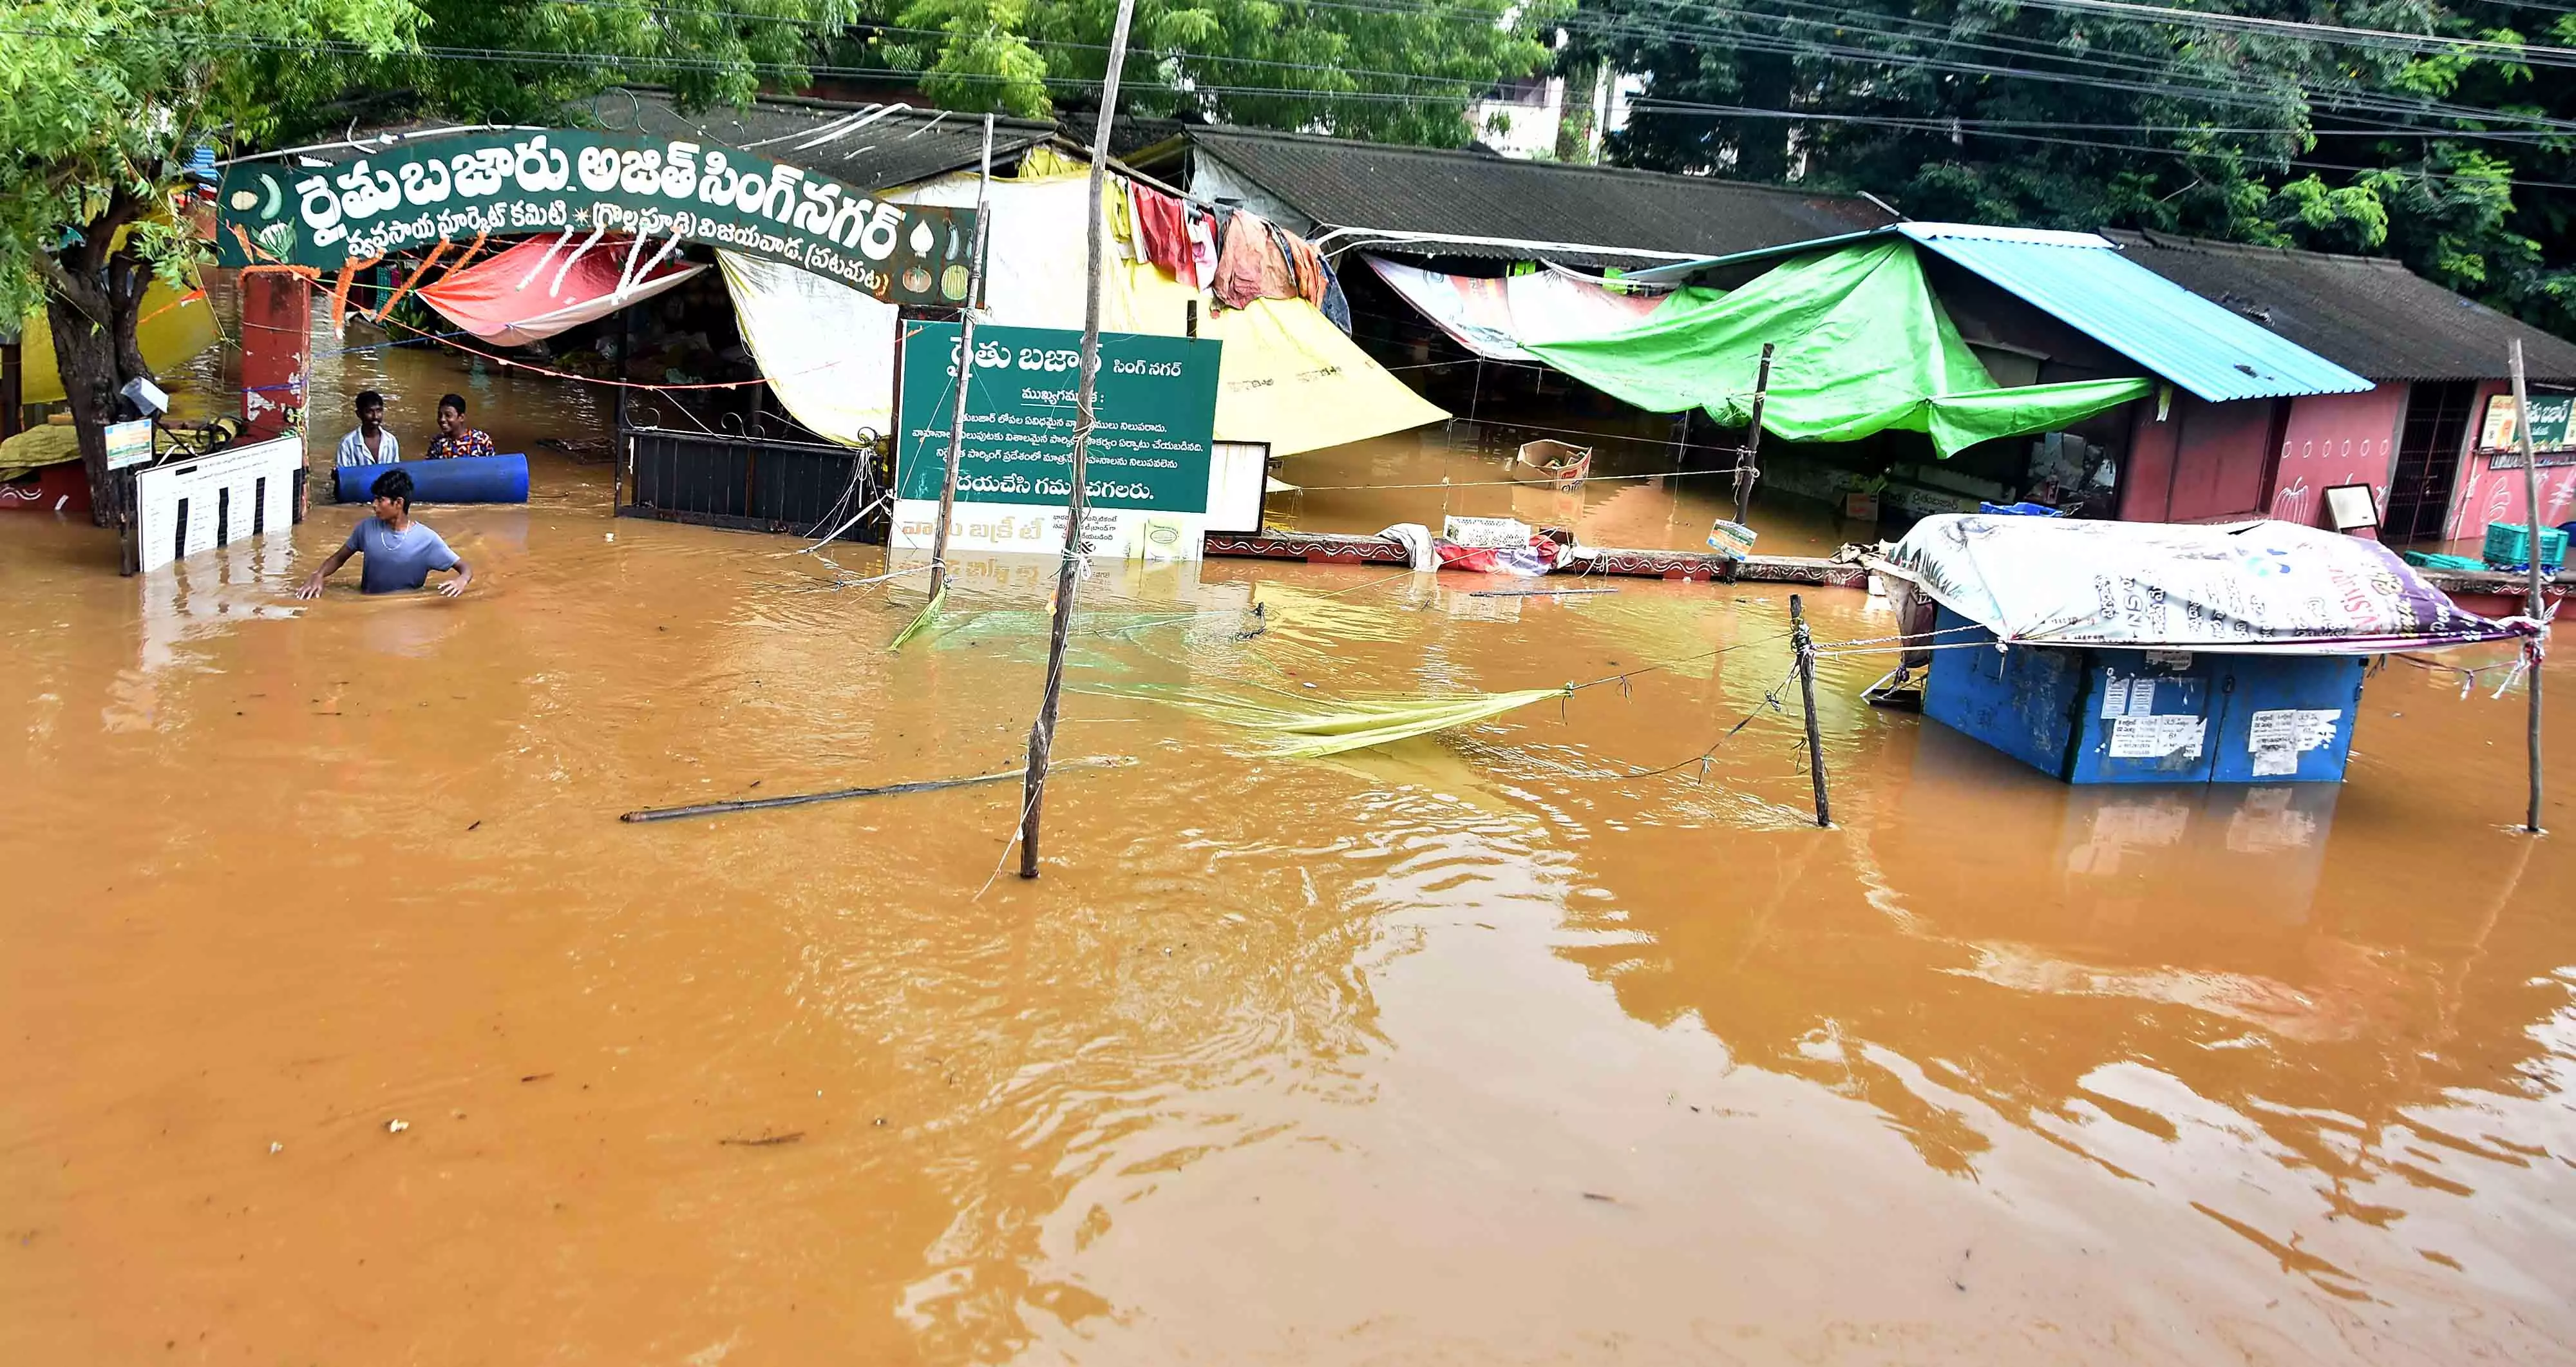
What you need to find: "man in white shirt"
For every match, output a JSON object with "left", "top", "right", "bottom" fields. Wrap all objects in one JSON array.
[{"left": 334, "top": 390, "right": 399, "bottom": 466}]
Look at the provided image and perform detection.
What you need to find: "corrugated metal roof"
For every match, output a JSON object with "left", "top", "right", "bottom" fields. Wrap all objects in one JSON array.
[
  {"left": 1184, "top": 128, "right": 1897, "bottom": 269},
  {"left": 2100, "top": 229, "right": 2576, "bottom": 383},
  {"left": 282, "top": 95, "right": 1063, "bottom": 195},
  {"left": 1897, "top": 223, "right": 2372, "bottom": 402},
  {"left": 629, "top": 94, "right": 1060, "bottom": 193}
]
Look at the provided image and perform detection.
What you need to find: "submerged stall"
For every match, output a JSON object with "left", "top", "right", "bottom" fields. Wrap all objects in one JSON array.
[{"left": 1872, "top": 514, "right": 2535, "bottom": 784}]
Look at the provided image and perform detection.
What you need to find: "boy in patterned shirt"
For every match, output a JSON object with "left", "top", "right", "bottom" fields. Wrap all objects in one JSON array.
[{"left": 425, "top": 392, "right": 497, "bottom": 460}]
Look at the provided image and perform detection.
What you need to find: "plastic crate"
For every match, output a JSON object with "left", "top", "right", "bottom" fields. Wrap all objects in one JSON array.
[{"left": 2482, "top": 521, "right": 2568, "bottom": 573}]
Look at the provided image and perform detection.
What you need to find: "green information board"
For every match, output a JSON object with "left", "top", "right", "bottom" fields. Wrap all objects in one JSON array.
[{"left": 896, "top": 323, "right": 1222, "bottom": 511}]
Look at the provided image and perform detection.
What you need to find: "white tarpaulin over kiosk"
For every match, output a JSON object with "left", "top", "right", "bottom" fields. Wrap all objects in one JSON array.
[
  {"left": 715, "top": 250, "right": 897, "bottom": 447},
  {"left": 1875, "top": 514, "right": 2532, "bottom": 654},
  {"left": 1361, "top": 256, "right": 1665, "bottom": 361}
]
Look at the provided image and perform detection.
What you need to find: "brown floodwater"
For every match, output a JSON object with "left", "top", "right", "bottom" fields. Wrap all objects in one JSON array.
[{"left": 5, "top": 323, "right": 2575, "bottom": 1365}]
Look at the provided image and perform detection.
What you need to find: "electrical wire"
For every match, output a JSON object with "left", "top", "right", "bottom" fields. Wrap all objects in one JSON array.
[{"left": 23, "top": 5, "right": 2576, "bottom": 138}]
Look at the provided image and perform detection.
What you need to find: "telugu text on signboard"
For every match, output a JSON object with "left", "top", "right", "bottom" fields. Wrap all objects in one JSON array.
[
  {"left": 893, "top": 323, "right": 1223, "bottom": 559},
  {"left": 215, "top": 130, "right": 974, "bottom": 307},
  {"left": 2477, "top": 391, "right": 2576, "bottom": 467}
]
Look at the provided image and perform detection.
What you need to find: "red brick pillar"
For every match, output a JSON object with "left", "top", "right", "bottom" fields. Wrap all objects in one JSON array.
[
  {"left": 238, "top": 265, "right": 312, "bottom": 517},
  {"left": 238, "top": 265, "right": 310, "bottom": 442}
]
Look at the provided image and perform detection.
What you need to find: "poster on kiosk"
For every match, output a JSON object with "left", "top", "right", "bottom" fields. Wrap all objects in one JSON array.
[{"left": 893, "top": 322, "right": 1224, "bottom": 560}]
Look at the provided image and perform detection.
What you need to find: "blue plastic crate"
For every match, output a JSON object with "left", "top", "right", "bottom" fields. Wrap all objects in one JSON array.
[{"left": 2483, "top": 521, "right": 2567, "bottom": 573}]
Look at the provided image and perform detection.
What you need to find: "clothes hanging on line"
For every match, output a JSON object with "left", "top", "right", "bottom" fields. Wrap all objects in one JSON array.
[
  {"left": 1130, "top": 182, "right": 1193, "bottom": 283},
  {"left": 1185, "top": 206, "right": 1220, "bottom": 294},
  {"left": 1317, "top": 254, "right": 1354, "bottom": 333},
  {"left": 1214, "top": 210, "right": 1298, "bottom": 309},
  {"left": 1106, "top": 180, "right": 1139, "bottom": 261}
]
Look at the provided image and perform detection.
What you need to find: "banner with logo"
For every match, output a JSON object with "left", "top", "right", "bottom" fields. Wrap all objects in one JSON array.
[{"left": 216, "top": 129, "right": 974, "bottom": 306}]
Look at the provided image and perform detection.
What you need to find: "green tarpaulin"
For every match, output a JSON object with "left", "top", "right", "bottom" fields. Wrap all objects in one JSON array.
[{"left": 1522, "top": 242, "right": 2153, "bottom": 458}]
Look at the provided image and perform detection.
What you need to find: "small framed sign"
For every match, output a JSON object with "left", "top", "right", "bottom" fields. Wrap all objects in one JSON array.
[
  {"left": 2322, "top": 482, "right": 2380, "bottom": 532},
  {"left": 104, "top": 419, "right": 154, "bottom": 471}
]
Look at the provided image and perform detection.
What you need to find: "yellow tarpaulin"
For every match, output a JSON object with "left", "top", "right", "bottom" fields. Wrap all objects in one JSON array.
[
  {"left": 892, "top": 171, "right": 1446, "bottom": 457},
  {"left": 17, "top": 279, "right": 220, "bottom": 406},
  {"left": 1109, "top": 260, "right": 1450, "bottom": 456}
]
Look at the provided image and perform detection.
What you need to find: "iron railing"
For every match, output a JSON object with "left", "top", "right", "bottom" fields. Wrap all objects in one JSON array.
[{"left": 614, "top": 406, "right": 884, "bottom": 543}]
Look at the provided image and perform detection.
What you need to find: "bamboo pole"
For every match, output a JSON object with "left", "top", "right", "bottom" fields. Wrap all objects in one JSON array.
[
  {"left": 927, "top": 113, "right": 998, "bottom": 603},
  {"left": 1019, "top": 0, "right": 1139, "bottom": 880},
  {"left": 1790, "top": 593, "right": 1831, "bottom": 828},
  {"left": 2509, "top": 340, "right": 2547, "bottom": 834},
  {"left": 621, "top": 757, "right": 1126, "bottom": 825},
  {"left": 1734, "top": 343, "right": 1776, "bottom": 526}
]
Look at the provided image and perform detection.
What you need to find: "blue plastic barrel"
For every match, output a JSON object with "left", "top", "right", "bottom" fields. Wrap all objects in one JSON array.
[
  {"left": 1978, "top": 500, "right": 2064, "bottom": 517},
  {"left": 336, "top": 454, "right": 529, "bottom": 505}
]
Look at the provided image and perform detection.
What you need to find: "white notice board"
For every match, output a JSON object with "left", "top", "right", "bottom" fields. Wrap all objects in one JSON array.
[{"left": 133, "top": 435, "right": 304, "bottom": 574}]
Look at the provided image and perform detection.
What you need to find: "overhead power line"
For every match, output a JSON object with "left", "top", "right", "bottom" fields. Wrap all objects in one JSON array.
[
  {"left": 2015, "top": 0, "right": 2576, "bottom": 69},
  {"left": 1294, "top": 0, "right": 2576, "bottom": 134}
]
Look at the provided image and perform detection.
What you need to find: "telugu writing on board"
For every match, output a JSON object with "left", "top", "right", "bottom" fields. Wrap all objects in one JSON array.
[
  {"left": 214, "top": 129, "right": 974, "bottom": 305},
  {"left": 2479, "top": 391, "right": 2576, "bottom": 464},
  {"left": 895, "top": 323, "right": 1222, "bottom": 513}
]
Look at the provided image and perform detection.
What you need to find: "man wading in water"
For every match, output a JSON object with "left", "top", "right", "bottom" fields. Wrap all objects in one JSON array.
[
  {"left": 296, "top": 469, "right": 472, "bottom": 598},
  {"left": 334, "top": 390, "right": 399, "bottom": 466}
]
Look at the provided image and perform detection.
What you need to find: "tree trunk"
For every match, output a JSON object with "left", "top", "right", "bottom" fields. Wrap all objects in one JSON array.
[
  {"left": 40, "top": 192, "right": 160, "bottom": 529},
  {"left": 1555, "top": 59, "right": 1602, "bottom": 164},
  {"left": 46, "top": 290, "right": 123, "bottom": 527},
  {"left": 1733, "top": 52, "right": 1795, "bottom": 182}
]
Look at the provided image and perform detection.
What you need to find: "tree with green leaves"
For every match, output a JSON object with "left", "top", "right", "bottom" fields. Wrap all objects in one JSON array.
[
  {"left": 848, "top": 0, "right": 1558, "bottom": 146},
  {"left": 1557, "top": 0, "right": 2576, "bottom": 339},
  {"left": 2, "top": 1, "right": 415, "bottom": 520},
  {"left": 0, "top": 0, "right": 858, "bottom": 526}
]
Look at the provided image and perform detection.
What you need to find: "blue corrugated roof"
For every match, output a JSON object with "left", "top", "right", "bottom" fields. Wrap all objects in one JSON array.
[{"left": 1895, "top": 223, "right": 2372, "bottom": 402}]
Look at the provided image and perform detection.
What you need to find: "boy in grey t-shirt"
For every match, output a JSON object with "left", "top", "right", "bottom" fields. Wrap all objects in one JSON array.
[{"left": 296, "top": 469, "right": 473, "bottom": 597}]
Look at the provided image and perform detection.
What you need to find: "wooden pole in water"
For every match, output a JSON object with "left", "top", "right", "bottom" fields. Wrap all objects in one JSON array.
[
  {"left": 2509, "top": 339, "right": 2546, "bottom": 834},
  {"left": 1019, "top": 0, "right": 1139, "bottom": 879},
  {"left": 1790, "top": 593, "right": 1831, "bottom": 828},
  {"left": 928, "top": 113, "right": 998, "bottom": 602},
  {"left": 1733, "top": 343, "right": 1775, "bottom": 527}
]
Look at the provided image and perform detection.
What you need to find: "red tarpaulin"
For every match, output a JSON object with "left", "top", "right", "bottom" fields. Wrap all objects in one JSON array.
[{"left": 417, "top": 232, "right": 704, "bottom": 346}]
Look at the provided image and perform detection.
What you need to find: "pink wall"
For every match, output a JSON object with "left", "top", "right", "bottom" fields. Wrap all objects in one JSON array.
[
  {"left": 2120, "top": 392, "right": 2277, "bottom": 522},
  {"left": 2264, "top": 388, "right": 2403, "bottom": 536},
  {"left": 2445, "top": 379, "right": 2576, "bottom": 544}
]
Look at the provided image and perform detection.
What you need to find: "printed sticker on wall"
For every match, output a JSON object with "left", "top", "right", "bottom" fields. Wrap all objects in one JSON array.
[
  {"left": 2248, "top": 708, "right": 2340, "bottom": 776},
  {"left": 2107, "top": 714, "right": 2206, "bottom": 759},
  {"left": 2100, "top": 671, "right": 2131, "bottom": 719}
]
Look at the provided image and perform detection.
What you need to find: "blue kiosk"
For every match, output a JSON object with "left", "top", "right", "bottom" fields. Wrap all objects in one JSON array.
[{"left": 1873, "top": 516, "right": 2532, "bottom": 785}]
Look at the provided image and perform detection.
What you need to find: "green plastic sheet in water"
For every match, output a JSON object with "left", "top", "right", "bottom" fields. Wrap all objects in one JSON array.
[{"left": 1522, "top": 242, "right": 2153, "bottom": 458}]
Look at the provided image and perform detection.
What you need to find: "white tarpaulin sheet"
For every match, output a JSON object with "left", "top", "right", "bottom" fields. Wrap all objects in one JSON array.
[
  {"left": 715, "top": 250, "right": 897, "bottom": 448},
  {"left": 1363, "top": 255, "right": 1665, "bottom": 361},
  {"left": 1877, "top": 513, "right": 2530, "bottom": 653}
]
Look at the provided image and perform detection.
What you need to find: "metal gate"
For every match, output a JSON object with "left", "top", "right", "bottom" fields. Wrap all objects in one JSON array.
[{"left": 616, "top": 420, "right": 884, "bottom": 542}]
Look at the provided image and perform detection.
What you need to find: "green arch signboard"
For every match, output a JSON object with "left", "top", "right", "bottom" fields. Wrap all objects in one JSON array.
[{"left": 214, "top": 129, "right": 976, "bottom": 306}]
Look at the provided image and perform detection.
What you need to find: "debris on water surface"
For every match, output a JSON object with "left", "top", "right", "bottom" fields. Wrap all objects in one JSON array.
[{"left": 386, "top": 1120, "right": 410, "bottom": 1134}]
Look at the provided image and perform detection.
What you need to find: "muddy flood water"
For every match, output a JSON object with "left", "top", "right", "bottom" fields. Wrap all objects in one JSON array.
[{"left": 6, "top": 330, "right": 2576, "bottom": 1365}]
